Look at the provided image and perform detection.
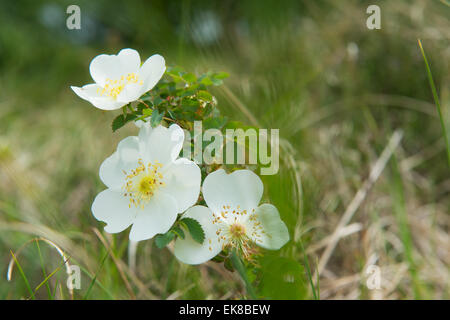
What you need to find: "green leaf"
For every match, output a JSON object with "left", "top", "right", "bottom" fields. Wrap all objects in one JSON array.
[
  {"left": 167, "top": 66, "right": 184, "bottom": 74},
  {"left": 180, "top": 217, "right": 205, "bottom": 244},
  {"left": 199, "top": 76, "right": 214, "bottom": 86},
  {"left": 198, "top": 90, "right": 213, "bottom": 101},
  {"left": 211, "top": 77, "right": 223, "bottom": 86},
  {"left": 112, "top": 113, "right": 137, "bottom": 132},
  {"left": 153, "top": 96, "right": 166, "bottom": 107},
  {"left": 213, "top": 72, "right": 230, "bottom": 80},
  {"left": 224, "top": 257, "right": 235, "bottom": 272},
  {"left": 211, "top": 255, "right": 225, "bottom": 263},
  {"left": 203, "top": 116, "right": 228, "bottom": 130},
  {"left": 258, "top": 254, "right": 308, "bottom": 299},
  {"left": 112, "top": 114, "right": 125, "bottom": 132},
  {"left": 155, "top": 232, "right": 175, "bottom": 249},
  {"left": 126, "top": 113, "right": 137, "bottom": 121},
  {"left": 182, "top": 72, "right": 197, "bottom": 83},
  {"left": 143, "top": 108, "right": 153, "bottom": 117},
  {"left": 172, "top": 225, "right": 185, "bottom": 239},
  {"left": 151, "top": 109, "right": 164, "bottom": 127},
  {"left": 180, "top": 89, "right": 196, "bottom": 98},
  {"left": 204, "top": 104, "right": 213, "bottom": 116},
  {"left": 166, "top": 68, "right": 184, "bottom": 83},
  {"left": 181, "top": 98, "right": 200, "bottom": 112}
]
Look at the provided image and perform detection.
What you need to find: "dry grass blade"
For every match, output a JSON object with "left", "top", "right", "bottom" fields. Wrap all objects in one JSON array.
[
  {"left": 0, "top": 220, "right": 94, "bottom": 271},
  {"left": 316, "top": 129, "right": 404, "bottom": 277},
  {"left": 92, "top": 228, "right": 137, "bottom": 299},
  {"left": 219, "top": 85, "right": 261, "bottom": 127},
  {"left": 92, "top": 228, "right": 159, "bottom": 299}
]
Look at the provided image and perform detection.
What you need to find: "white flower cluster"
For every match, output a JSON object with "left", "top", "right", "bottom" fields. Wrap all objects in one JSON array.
[{"left": 72, "top": 49, "right": 289, "bottom": 264}]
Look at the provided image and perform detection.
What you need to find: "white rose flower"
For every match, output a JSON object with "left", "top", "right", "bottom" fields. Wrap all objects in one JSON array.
[
  {"left": 174, "top": 169, "right": 289, "bottom": 265},
  {"left": 92, "top": 123, "right": 201, "bottom": 241},
  {"left": 71, "top": 48, "right": 165, "bottom": 110}
]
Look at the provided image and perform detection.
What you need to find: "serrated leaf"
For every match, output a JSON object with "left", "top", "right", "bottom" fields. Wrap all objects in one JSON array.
[
  {"left": 112, "top": 114, "right": 125, "bottom": 132},
  {"left": 125, "top": 113, "right": 137, "bottom": 121},
  {"left": 172, "top": 225, "right": 185, "bottom": 239},
  {"left": 151, "top": 109, "right": 164, "bottom": 127},
  {"left": 180, "top": 217, "right": 205, "bottom": 244},
  {"left": 111, "top": 113, "right": 137, "bottom": 132},
  {"left": 155, "top": 231, "right": 175, "bottom": 249},
  {"left": 143, "top": 108, "right": 153, "bottom": 117}
]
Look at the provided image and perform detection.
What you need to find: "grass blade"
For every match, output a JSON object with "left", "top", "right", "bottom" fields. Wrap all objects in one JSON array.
[
  {"left": 35, "top": 240, "right": 52, "bottom": 299},
  {"left": 390, "top": 155, "right": 424, "bottom": 299},
  {"left": 298, "top": 238, "right": 319, "bottom": 300},
  {"left": 9, "top": 250, "right": 35, "bottom": 300},
  {"left": 32, "top": 258, "right": 69, "bottom": 297},
  {"left": 83, "top": 251, "right": 109, "bottom": 300},
  {"left": 418, "top": 39, "right": 450, "bottom": 167}
]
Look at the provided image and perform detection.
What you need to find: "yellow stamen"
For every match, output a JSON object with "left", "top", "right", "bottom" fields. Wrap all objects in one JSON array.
[
  {"left": 123, "top": 159, "right": 164, "bottom": 209},
  {"left": 97, "top": 72, "right": 143, "bottom": 100}
]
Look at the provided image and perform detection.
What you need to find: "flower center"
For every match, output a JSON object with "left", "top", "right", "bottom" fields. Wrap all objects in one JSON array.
[
  {"left": 229, "top": 223, "right": 246, "bottom": 239},
  {"left": 123, "top": 159, "right": 164, "bottom": 209},
  {"left": 98, "top": 72, "right": 143, "bottom": 100},
  {"left": 209, "top": 205, "right": 260, "bottom": 258}
]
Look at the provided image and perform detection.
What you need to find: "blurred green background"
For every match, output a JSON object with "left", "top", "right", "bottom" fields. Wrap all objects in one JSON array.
[{"left": 0, "top": 0, "right": 449, "bottom": 299}]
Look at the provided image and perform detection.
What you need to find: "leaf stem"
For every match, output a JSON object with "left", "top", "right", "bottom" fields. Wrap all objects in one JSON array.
[{"left": 230, "top": 250, "right": 257, "bottom": 299}]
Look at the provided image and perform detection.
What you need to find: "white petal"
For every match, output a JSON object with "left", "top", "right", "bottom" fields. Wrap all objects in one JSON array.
[
  {"left": 139, "top": 124, "right": 184, "bottom": 165},
  {"left": 71, "top": 84, "right": 125, "bottom": 110},
  {"left": 117, "top": 48, "right": 140, "bottom": 74},
  {"left": 113, "top": 49, "right": 144, "bottom": 102},
  {"left": 174, "top": 206, "right": 222, "bottom": 265},
  {"left": 71, "top": 84, "right": 99, "bottom": 101},
  {"left": 89, "top": 97, "right": 126, "bottom": 110},
  {"left": 91, "top": 189, "right": 136, "bottom": 233},
  {"left": 116, "top": 82, "right": 145, "bottom": 104},
  {"left": 89, "top": 53, "right": 124, "bottom": 87},
  {"left": 139, "top": 54, "right": 166, "bottom": 93},
  {"left": 129, "top": 192, "right": 178, "bottom": 241},
  {"left": 202, "top": 169, "right": 263, "bottom": 214},
  {"left": 99, "top": 136, "right": 140, "bottom": 190},
  {"left": 116, "top": 136, "right": 140, "bottom": 164},
  {"left": 161, "top": 158, "right": 201, "bottom": 213},
  {"left": 246, "top": 204, "right": 289, "bottom": 250}
]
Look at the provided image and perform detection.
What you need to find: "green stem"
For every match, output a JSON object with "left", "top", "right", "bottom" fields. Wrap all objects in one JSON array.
[{"left": 230, "top": 250, "right": 257, "bottom": 299}]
